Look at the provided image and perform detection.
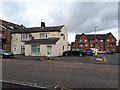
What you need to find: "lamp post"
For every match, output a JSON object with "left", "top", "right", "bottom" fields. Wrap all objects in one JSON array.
[{"left": 95, "top": 26, "right": 98, "bottom": 56}]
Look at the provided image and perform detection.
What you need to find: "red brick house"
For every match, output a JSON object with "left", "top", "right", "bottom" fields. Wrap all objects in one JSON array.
[{"left": 71, "top": 32, "right": 117, "bottom": 52}]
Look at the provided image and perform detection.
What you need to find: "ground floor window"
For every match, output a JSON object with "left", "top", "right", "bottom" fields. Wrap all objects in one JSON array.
[
  {"left": 21, "top": 46, "right": 25, "bottom": 53},
  {"left": 101, "top": 49, "right": 103, "bottom": 51},
  {"left": 32, "top": 45, "right": 40, "bottom": 53}
]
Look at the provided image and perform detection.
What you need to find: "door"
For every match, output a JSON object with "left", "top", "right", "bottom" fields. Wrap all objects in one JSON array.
[
  {"left": 13, "top": 45, "right": 17, "bottom": 54},
  {"left": 47, "top": 46, "right": 52, "bottom": 56}
]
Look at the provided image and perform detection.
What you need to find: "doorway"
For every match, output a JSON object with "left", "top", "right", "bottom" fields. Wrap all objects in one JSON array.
[
  {"left": 47, "top": 46, "right": 52, "bottom": 56},
  {"left": 13, "top": 45, "right": 17, "bottom": 54}
]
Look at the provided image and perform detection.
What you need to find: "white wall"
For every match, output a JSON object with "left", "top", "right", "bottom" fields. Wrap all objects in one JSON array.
[
  {"left": 57, "top": 26, "right": 68, "bottom": 56},
  {"left": 25, "top": 44, "right": 60, "bottom": 57},
  {"left": 11, "top": 26, "right": 68, "bottom": 56},
  {"left": 11, "top": 34, "right": 25, "bottom": 54}
]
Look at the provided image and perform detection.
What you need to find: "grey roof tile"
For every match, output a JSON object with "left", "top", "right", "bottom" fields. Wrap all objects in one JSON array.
[{"left": 12, "top": 25, "right": 64, "bottom": 33}]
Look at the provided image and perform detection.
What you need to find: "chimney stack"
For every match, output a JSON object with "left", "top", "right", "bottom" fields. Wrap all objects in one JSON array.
[{"left": 41, "top": 22, "right": 45, "bottom": 27}]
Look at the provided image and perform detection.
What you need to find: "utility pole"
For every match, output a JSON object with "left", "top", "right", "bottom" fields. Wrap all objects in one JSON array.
[{"left": 95, "top": 26, "right": 98, "bottom": 56}]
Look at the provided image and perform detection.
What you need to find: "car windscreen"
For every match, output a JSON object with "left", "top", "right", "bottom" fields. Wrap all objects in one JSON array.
[
  {"left": 75, "top": 48, "right": 84, "bottom": 51},
  {"left": 2, "top": 50, "right": 9, "bottom": 53},
  {"left": 72, "top": 48, "right": 76, "bottom": 51},
  {"left": 86, "top": 49, "right": 91, "bottom": 51}
]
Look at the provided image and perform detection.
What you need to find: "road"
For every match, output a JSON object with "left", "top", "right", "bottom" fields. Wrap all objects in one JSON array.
[{"left": 2, "top": 54, "right": 119, "bottom": 89}]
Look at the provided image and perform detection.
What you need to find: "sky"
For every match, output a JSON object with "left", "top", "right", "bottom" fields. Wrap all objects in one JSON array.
[{"left": 0, "top": 0, "right": 119, "bottom": 44}]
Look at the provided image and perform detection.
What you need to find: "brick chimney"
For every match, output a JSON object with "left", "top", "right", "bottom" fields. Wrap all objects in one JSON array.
[{"left": 41, "top": 22, "right": 45, "bottom": 27}]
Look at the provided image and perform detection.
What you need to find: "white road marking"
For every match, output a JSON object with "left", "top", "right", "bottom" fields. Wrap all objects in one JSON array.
[{"left": 0, "top": 80, "right": 49, "bottom": 89}]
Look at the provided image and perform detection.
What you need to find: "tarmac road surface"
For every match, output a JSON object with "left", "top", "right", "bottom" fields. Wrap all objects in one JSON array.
[{"left": 2, "top": 55, "right": 118, "bottom": 89}]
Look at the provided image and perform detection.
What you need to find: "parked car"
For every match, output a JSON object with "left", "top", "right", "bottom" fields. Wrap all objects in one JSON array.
[
  {"left": 0, "top": 49, "right": 14, "bottom": 58},
  {"left": 90, "top": 48, "right": 99, "bottom": 54},
  {"left": 97, "top": 51, "right": 106, "bottom": 54},
  {"left": 106, "top": 49, "right": 114, "bottom": 54},
  {"left": 63, "top": 48, "right": 86, "bottom": 57},
  {"left": 84, "top": 49, "right": 93, "bottom": 56}
]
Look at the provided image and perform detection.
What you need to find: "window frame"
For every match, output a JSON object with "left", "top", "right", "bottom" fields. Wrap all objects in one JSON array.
[
  {"left": 84, "top": 39, "right": 87, "bottom": 42},
  {"left": 80, "top": 44, "right": 83, "bottom": 47},
  {"left": 101, "top": 44, "right": 103, "bottom": 47},
  {"left": 90, "top": 40, "right": 93, "bottom": 42},
  {"left": 80, "top": 40, "right": 82, "bottom": 42},
  {"left": 90, "top": 44, "right": 93, "bottom": 47},
  {"left": 112, "top": 39, "right": 115, "bottom": 42},
  {"left": 63, "top": 35, "right": 65, "bottom": 40},
  {"left": 21, "top": 46, "right": 25, "bottom": 53},
  {"left": 100, "top": 40, "right": 103, "bottom": 42},
  {"left": 32, "top": 45, "right": 40, "bottom": 53},
  {"left": 85, "top": 44, "right": 88, "bottom": 47},
  {"left": 107, "top": 39, "right": 109, "bottom": 42},
  {"left": 106, "top": 44, "right": 109, "bottom": 47},
  {"left": 40, "top": 33, "right": 47, "bottom": 38},
  {"left": 21, "top": 33, "right": 31, "bottom": 41}
]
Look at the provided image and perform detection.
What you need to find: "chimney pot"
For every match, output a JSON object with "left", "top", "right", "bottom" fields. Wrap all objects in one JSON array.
[{"left": 41, "top": 22, "right": 45, "bottom": 27}]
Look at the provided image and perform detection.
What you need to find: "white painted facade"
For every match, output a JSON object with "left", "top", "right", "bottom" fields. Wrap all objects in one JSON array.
[{"left": 11, "top": 26, "right": 68, "bottom": 56}]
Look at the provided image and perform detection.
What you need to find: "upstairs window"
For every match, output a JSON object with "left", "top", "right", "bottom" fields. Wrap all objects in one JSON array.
[
  {"left": 63, "top": 36, "right": 65, "bottom": 40},
  {"left": 90, "top": 44, "right": 93, "bottom": 47},
  {"left": 107, "top": 39, "right": 109, "bottom": 42},
  {"left": 21, "top": 33, "right": 31, "bottom": 41},
  {"left": 106, "top": 44, "right": 109, "bottom": 47},
  {"left": 61, "top": 34, "right": 65, "bottom": 40},
  {"left": 112, "top": 39, "right": 115, "bottom": 42},
  {"left": 85, "top": 44, "right": 88, "bottom": 47},
  {"left": 90, "top": 40, "right": 93, "bottom": 42},
  {"left": 100, "top": 40, "right": 103, "bottom": 42},
  {"left": 40, "top": 33, "right": 47, "bottom": 38},
  {"left": 85, "top": 40, "right": 87, "bottom": 42},
  {"left": 80, "top": 44, "right": 83, "bottom": 47},
  {"left": 80, "top": 40, "right": 82, "bottom": 42}
]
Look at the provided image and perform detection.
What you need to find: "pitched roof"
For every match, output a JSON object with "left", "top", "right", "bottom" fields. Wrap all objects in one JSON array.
[
  {"left": 85, "top": 34, "right": 109, "bottom": 40},
  {"left": 76, "top": 33, "right": 112, "bottom": 41},
  {"left": 0, "top": 19, "right": 25, "bottom": 29},
  {"left": 12, "top": 25, "right": 64, "bottom": 33},
  {"left": 76, "top": 34, "right": 82, "bottom": 41},
  {"left": 25, "top": 38, "right": 60, "bottom": 45}
]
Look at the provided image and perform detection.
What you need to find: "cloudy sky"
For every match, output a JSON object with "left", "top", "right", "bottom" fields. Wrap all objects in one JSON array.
[{"left": 0, "top": 0, "right": 119, "bottom": 44}]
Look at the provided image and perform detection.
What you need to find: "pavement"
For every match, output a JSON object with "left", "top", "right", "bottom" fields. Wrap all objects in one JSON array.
[{"left": 2, "top": 54, "right": 119, "bottom": 89}]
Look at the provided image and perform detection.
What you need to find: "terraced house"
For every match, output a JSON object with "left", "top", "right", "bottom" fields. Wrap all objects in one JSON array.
[
  {"left": 11, "top": 22, "right": 68, "bottom": 56},
  {"left": 71, "top": 32, "right": 117, "bottom": 52}
]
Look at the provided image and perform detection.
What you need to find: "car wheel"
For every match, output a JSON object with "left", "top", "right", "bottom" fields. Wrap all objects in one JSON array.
[
  {"left": 91, "top": 54, "right": 93, "bottom": 56},
  {"left": 79, "top": 53, "right": 83, "bottom": 57},
  {"left": 65, "top": 53, "right": 68, "bottom": 56}
]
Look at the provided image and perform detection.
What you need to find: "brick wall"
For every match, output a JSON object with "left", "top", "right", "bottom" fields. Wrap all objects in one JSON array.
[
  {"left": 71, "top": 33, "right": 117, "bottom": 52},
  {"left": 105, "top": 34, "right": 117, "bottom": 52}
]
